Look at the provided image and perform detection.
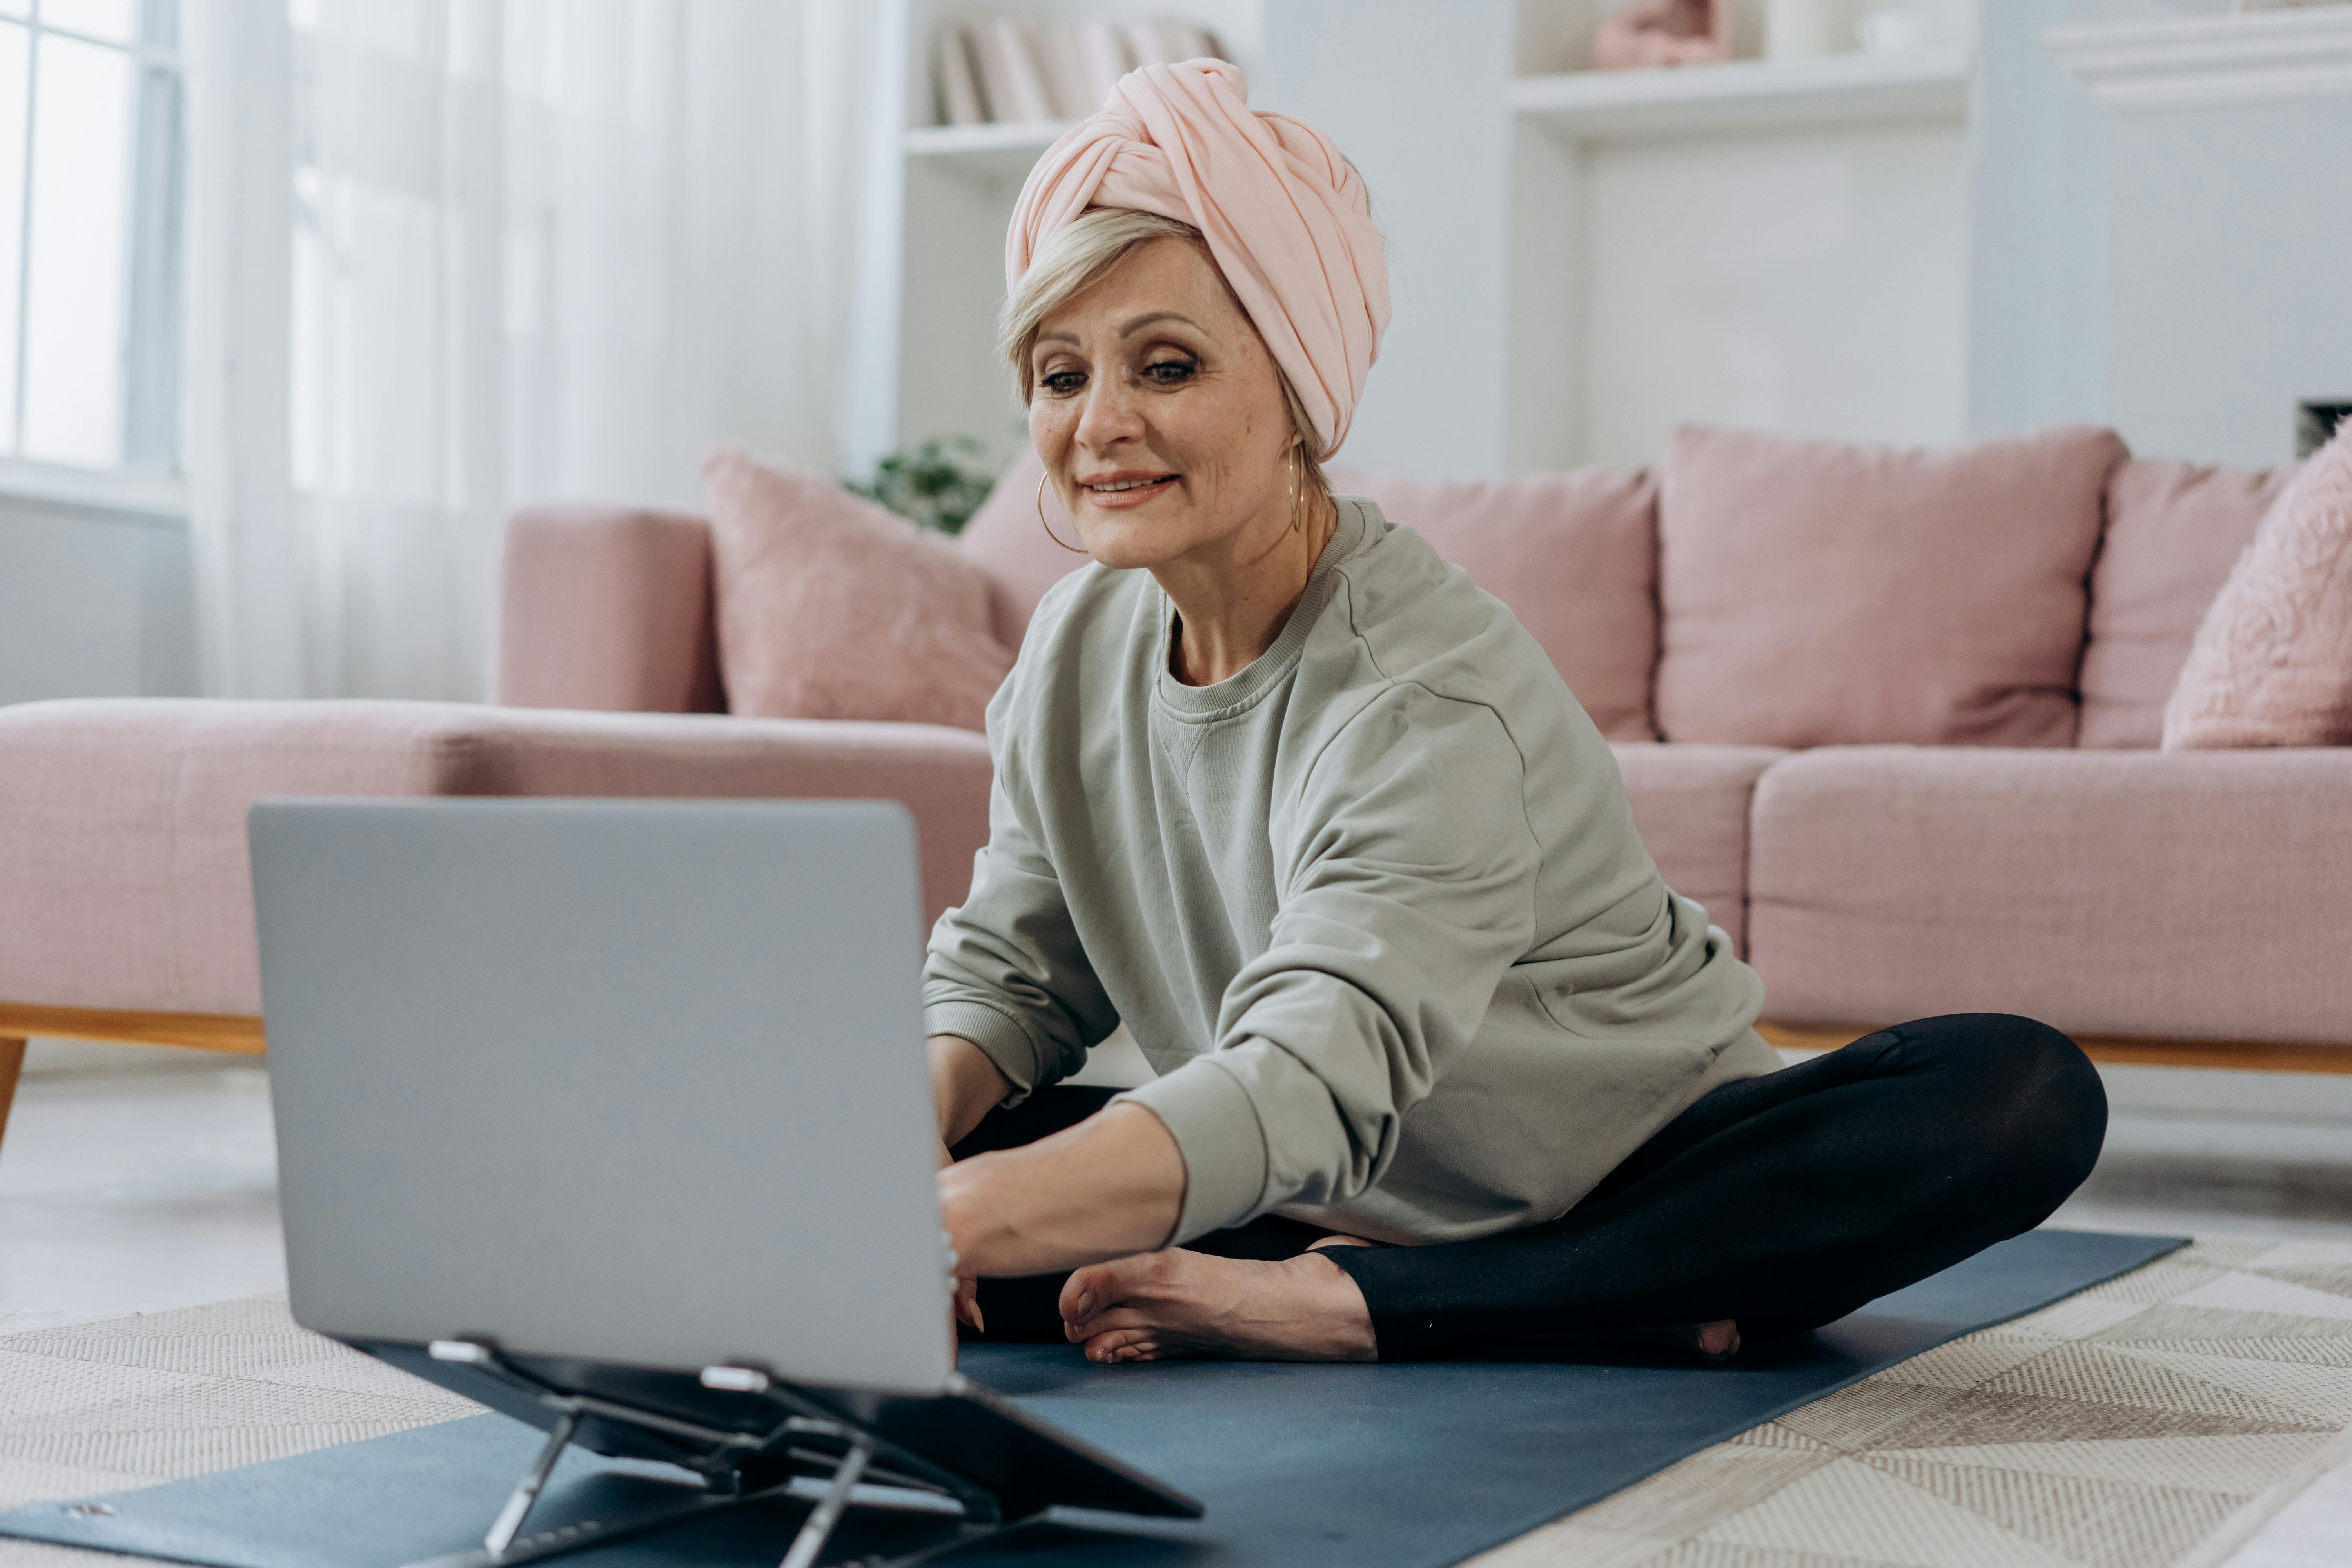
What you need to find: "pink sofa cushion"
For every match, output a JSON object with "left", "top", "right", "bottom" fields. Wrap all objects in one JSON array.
[
  {"left": 704, "top": 449, "right": 1014, "bottom": 732},
  {"left": 1745, "top": 745, "right": 2352, "bottom": 1045},
  {"left": 0, "top": 699, "right": 993, "bottom": 1018},
  {"left": 1331, "top": 468, "right": 1660, "bottom": 742},
  {"left": 958, "top": 449, "right": 1092, "bottom": 651},
  {"left": 495, "top": 505, "right": 722, "bottom": 714},
  {"left": 1609, "top": 742, "right": 1788, "bottom": 954},
  {"left": 2165, "top": 419, "right": 2352, "bottom": 749},
  {"left": 1655, "top": 424, "right": 2127, "bottom": 748},
  {"left": 2078, "top": 459, "right": 2294, "bottom": 748}
]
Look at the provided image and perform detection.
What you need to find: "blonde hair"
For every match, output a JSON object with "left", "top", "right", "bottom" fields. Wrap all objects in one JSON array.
[{"left": 999, "top": 207, "right": 1328, "bottom": 497}]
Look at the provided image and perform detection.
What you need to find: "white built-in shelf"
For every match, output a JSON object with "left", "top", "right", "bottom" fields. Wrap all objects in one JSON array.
[
  {"left": 1511, "top": 47, "right": 1971, "bottom": 140},
  {"left": 904, "top": 120, "right": 1074, "bottom": 180},
  {"left": 2042, "top": 5, "right": 2352, "bottom": 114}
]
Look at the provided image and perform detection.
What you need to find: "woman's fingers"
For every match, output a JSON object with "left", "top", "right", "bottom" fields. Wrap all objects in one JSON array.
[{"left": 953, "top": 1276, "right": 986, "bottom": 1332}]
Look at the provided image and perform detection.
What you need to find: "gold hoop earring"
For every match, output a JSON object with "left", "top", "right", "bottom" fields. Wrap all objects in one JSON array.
[
  {"left": 1036, "top": 470, "right": 1087, "bottom": 554},
  {"left": 1288, "top": 446, "right": 1303, "bottom": 534}
]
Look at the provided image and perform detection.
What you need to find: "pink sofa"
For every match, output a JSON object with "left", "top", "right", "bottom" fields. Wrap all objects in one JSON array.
[{"left": 2, "top": 427, "right": 2346, "bottom": 1147}]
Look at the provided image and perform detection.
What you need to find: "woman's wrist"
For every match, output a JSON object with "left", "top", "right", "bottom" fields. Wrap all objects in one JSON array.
[{"left": 928, "top": 1033, "right": 1014, "bottom": 1147}]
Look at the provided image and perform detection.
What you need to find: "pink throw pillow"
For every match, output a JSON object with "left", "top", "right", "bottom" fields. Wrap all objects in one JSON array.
[
  {"left": 1328, "top": 466, "right": 1661, "bottom": 742},
  {"left": 2163, "top": 420, "right": 2352, "bottom": 749},
  {"left": 2078, "top": 459, "right": 2296, "bottom": 748},
  {"left": 1656, "top": 424, "right": 2127, "bottom": 748},
  {"left": 957, "top": 448, "right": 1093, "bottom": 651},
  {"left": 703, "top": 448, "right": 1014, "bottom": 731}
]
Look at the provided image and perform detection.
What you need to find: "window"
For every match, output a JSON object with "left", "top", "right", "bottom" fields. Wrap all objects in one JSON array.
[{"left": 0, "top": 0, "right": 182, "bottom": 481}]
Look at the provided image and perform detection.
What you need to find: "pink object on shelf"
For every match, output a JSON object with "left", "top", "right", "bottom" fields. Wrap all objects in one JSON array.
[
  {"left": 2164, "top": 419, "right": 2352, "bottom": 750},
  {"left": 1747, "top": 744, "right": 2352, "bottom": 1045},
  {"left": 1655, "top": 423, "right": 2127, "bottom": 750},
  {"left": 1328, "top": 465, "right": 1663, "bottom": 742},
  {"left": 703, "top": 448, "right": 1014, "bottom": 733},
  {"left": 1592, "top": 0, "right": 1732, "bottom": 69},
  {"left": 2078, "top": 457, "right": 2294, "bottom": 748}
]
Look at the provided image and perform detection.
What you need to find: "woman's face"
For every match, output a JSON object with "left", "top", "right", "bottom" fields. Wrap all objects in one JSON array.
[{"left": 1027, "top": 236, "right": 1300, "bottom": 572}]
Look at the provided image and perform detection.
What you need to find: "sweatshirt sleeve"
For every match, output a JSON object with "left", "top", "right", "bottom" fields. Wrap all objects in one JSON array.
[
  {"left": 922, "top": 671, "right": 1117, "bottom": 1106},
  {"left": 1117, "top": 685, "right": 1542, "bottom": 1242}
]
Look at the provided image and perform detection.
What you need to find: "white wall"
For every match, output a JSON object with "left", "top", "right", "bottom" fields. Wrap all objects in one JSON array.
[
  {"left": 1964, "top": 0, "right": 2111, "bottom": 438},
  {"left": 1578, "top": 120, "right": 1970, "bottom": 466},
  {"left": 2105, "top": 97, "right": 2352, "bottom": 466},
  {"left": 0, "top": 501, "right": 198, "bottom": 705},
  {"left": 1969, "top": 0, "right": 2352, "bottom": 467},
  {"left": 1268, "top": 0, "right": 1973, "bottom": 476}
]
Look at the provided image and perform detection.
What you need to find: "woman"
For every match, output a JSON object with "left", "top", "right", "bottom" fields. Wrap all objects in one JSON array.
[{"left": 927, "top": 60, "right": 2105, "bottom": 1365}]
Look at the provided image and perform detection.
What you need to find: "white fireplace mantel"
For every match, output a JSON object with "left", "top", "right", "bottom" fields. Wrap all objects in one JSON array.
[{"left": 2043, "top": 5, "right": 2352, "bottom": 112}]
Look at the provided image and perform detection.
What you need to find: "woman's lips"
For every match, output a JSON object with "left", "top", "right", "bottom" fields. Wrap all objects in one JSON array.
[{"left": 1080, "top": 474, "right": 1179, "bottom": 510}]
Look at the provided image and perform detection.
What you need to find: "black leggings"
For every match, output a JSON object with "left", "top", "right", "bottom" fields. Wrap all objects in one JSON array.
[{"left": 952, "top": 1013, "right": 2109, "bottom": 1360}]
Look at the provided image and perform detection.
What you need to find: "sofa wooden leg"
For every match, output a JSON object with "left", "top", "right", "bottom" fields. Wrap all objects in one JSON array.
[{"left": 0, "top": 1036, "right": 25, "bottom": 1160}]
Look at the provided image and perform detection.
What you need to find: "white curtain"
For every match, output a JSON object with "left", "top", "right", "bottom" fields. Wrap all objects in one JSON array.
[{"left": 183, "top": 0, "right": 877, "bottom": 701}]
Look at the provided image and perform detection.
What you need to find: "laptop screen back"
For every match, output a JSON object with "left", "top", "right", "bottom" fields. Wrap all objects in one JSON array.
[{"left": 251, "top": 798, "right": 953, "bottom": 1397}]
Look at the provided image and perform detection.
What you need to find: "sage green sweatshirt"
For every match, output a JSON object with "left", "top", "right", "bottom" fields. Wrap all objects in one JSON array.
[{"left": 922, "top": 497, "right": 1779, "bottom": 1247}]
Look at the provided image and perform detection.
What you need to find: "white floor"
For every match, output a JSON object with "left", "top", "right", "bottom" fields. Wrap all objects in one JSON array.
[
  {"left": 3, "top": 1039, "right": 2350, "bottom": 1566},
  {"left": 0, "top": 1043, "right": 282, "bottom": 1333}
]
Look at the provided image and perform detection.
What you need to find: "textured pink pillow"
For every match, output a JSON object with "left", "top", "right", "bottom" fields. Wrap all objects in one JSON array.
[
  {"left": 956, "top": 448, "right": 1091, "bottom": 652},
  {"left": 2164, "top": 420, "right": 2352, "bottom": 749},
  {"left": 1656, "top": 424, "right": 2127, "bottom": 748},
  {"left": 1327, "top": 466, "right": 1660, "bottom": 741},
  {"left": 703, "top": 448, "right": 1014, "bottom": 731},
  {"left": 2078, "top": 459, "right": 2296, "bottom": 748}
]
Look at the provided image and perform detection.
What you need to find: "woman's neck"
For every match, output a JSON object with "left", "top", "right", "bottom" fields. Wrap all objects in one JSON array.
[{"left": 1157, "top": 489, "right": 1341, "bottom": 688}]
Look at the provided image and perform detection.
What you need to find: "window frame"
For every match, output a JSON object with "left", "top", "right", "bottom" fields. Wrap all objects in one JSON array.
[{"left": 0, "top": 0, "right": 187, "bottom": 521}]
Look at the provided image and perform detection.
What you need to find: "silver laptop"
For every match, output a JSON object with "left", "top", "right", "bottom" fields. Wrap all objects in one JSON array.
[
  {"left": 250, "top": 799, "right": 1197, "bottom": 1566},
  {"left": 254, "top": 797, "right": 953, "bottom": 1395}
]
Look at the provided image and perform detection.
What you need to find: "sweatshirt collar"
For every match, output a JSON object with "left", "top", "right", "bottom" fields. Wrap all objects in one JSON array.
[{"left": 1152, "top": 495, "right": 1378, "bottom": 721}]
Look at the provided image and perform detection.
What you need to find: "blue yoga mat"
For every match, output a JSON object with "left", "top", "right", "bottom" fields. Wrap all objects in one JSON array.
[{"left": 1, "top": 1229, "right": 2183, "bottom": 1568}]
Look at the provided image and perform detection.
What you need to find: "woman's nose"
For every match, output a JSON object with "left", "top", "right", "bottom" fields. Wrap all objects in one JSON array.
[{"left": 1074, "top": 380, "right": 1147, "bottom": 450}]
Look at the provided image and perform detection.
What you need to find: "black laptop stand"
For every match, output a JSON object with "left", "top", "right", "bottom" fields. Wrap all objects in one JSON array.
[{"left": 369, "top": 1338, "right": 1201, "bottom": 1568}]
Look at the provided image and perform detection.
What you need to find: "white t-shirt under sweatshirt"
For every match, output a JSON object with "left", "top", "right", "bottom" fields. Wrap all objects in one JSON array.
[{"left": 923, "top": 496, "right": 1779, "bottom": 1248}]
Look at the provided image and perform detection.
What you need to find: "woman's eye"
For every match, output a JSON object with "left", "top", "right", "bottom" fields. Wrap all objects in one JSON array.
[
  {"left": 1040, "top": 370, "right": 1085, "bottom": 396},
  {"left": 1143, "top": 359, "right": 1195, "bottom": 385}
]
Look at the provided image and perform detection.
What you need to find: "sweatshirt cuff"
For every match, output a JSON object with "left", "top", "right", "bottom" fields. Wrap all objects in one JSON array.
[
  {"left": 923, "top": 998, "right": 1050, "bottom": 1107},
  {"left": 1116, "top": 1057, "right": 1269, "bottom": 1244}
]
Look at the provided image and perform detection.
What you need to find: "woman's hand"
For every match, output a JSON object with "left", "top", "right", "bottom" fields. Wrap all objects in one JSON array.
[
  {"left": 938, "top": 1136, "right": 987, "bottom": 1332},
  {"left": 940, "top": 1102, "right": 1186, "bottom": 1280},
  {"left": 928, "top": 1035, "right": 1011, "bottom": 1335}
]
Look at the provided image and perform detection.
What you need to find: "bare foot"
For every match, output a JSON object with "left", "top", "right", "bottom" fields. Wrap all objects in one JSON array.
[{"left": 1059, "top": 1247, "right": 1379, "bottom": 1363}]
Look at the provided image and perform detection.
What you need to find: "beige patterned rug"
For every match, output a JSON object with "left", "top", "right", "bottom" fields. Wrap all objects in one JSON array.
[{"left": 1, "top": 1235, "right": 2347, "bottom": 1568}]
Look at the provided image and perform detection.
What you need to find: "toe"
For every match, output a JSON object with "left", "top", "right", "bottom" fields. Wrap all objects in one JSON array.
[
  {"left": 1083, "top": 1328, "right": 1156, "bottom": 1364},
  {"left": 1693, "top": 1320, "right": 1741, "bottom": 1360},
  {"left": 1058, "top": 1253, "right": 1161, "bottom": 1329}
]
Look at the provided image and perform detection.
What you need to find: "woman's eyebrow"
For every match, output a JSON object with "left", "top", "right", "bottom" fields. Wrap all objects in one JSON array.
[
  {"left": 1120, "top": 311, "right": 1201, "bottom": 337},
  {"left": 1037, "top": 328, "right": 1080, "bottom": 346}
]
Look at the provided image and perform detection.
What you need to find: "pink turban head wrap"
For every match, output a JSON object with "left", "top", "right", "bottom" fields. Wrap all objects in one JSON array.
[{"left": 1006, "top": 58, "right": 1389, "bottom": 460}]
